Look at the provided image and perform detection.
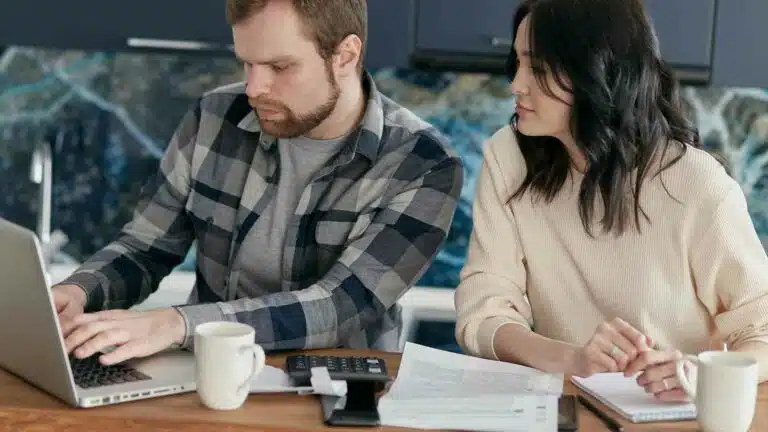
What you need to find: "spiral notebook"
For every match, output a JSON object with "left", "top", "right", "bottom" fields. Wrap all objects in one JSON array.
[{"left": 571, "top": 373, "right": 696, "bottom": 423}]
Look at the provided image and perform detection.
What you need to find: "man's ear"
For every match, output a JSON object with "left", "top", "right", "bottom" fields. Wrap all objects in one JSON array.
[{"left": 334, "top": 34, "right": 363, "bottom": 76}]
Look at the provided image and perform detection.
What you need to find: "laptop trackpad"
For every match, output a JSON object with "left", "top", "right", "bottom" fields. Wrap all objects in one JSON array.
[{"left": 128, "top": 350, "right": 196, "bottom": 383}]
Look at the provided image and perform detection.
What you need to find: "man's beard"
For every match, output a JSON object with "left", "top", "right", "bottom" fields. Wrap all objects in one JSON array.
[{"left": 252, "top": 63, "right": 341, "bottom": 138}]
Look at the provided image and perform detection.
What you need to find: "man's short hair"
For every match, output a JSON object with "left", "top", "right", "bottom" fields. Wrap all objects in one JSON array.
[{"left": 226, "top": 0, "right": 368, "bottom": 73}]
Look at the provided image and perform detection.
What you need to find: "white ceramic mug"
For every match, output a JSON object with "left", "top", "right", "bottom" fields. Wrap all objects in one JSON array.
[
  {"left": 675, "top": 351, "right": 759, "bottom": 432},
  {"left": 194, "top": 322, "right": 266, "bottom": 410}
]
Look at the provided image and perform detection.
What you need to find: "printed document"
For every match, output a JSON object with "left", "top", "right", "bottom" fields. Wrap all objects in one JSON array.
[{"left": 377, "top": 342, "right": 564, "bottom": 431}]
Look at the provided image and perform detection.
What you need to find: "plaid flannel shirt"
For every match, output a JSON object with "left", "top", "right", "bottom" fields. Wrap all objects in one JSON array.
[{"left": 60, "top": 72, "right": 463, "bottom": 351}]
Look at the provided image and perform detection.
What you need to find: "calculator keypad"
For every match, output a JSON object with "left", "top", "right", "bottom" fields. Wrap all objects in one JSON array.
[{"left": 285, "top": 355, "right": 390, "bottom": 386}]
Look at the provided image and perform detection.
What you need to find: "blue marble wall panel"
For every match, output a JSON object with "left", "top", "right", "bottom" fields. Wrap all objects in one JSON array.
[{"left": 2, "top": 48, "right": 767, "bottom": 351}]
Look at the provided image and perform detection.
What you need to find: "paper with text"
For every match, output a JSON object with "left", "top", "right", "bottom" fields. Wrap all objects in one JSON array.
[
  {"left": 388, "top": 344, "right": 563, "bottom": 400},
  {"left": 377, "top": 342, "right": 564, "bottom": 431}
]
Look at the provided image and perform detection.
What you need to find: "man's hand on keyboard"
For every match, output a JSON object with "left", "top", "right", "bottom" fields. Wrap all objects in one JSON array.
[
  {"left": 62, "top": 308, "right": 186, "bottom": 365},
  {"left": 52, "top": 284, "right": 87, "bottom": 324}
]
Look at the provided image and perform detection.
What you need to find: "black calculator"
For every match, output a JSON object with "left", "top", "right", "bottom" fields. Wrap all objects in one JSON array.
[{"left": 285, "top": 354, "right": 391, "bottom": 389}]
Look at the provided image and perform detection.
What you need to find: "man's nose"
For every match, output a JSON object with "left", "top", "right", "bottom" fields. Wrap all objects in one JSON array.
[{"left": 245, "top": 67, "right": 272, "bottom": 99}]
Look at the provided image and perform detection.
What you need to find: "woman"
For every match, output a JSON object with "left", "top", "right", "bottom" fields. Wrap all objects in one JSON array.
[{"left": 455, "top": 0, "right": 768, "bottom": 402}]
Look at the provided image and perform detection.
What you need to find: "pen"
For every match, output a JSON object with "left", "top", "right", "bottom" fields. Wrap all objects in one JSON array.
[{"left": 577, "top": 395, "right": 624, "bottom": 432}]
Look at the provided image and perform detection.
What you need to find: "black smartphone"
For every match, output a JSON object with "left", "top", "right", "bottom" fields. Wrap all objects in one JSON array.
[
  {"left": 559, "top": 395, "right": 579, "bottom": 431},
  {"left": 320, "top": 381, "right": 380, "bottom": 427}
]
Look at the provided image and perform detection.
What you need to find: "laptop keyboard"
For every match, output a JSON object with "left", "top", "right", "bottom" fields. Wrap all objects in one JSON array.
[{"left": 70, "top": 355, "right": 152, "bottom": 388}]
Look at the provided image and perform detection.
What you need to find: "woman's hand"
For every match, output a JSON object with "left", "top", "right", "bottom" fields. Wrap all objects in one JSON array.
[
  {"left": 626, "top": 349, "right": 691, "bottom": 402},
  {"left": 567, "top": 317, "right": 652, "bottom": 378}
]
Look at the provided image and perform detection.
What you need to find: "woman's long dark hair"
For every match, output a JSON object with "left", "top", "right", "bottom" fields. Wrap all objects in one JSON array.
[{"left": 505, "top": 0, "right": 701, "bottom": 236}]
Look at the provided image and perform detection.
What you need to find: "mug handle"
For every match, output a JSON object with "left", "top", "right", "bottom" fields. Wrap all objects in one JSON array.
[
  {"left": 237, "top": 344, "right": 266, "bottom": 392},
  {"left": 675, "top": 354, "right": 699, "bottom": 399}
]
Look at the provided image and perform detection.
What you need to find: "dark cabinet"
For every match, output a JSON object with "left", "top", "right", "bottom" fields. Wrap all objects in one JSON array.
[
  {"left": 414, "top": 0, "right": 522, "bottom": 56},
  {"left": 711, "top": 0, "right": 768, "bottom": 88},
  {"left": 409, "top": 0, "right": 522, "bottom": 72},
  {"left": 0, "top": 0, "right": 123, "bottom": 51},
  {"left": 366, "top": 0, "right": 413, "bottom": 69},
  {"left": 3, "top": 0, "right": 768, "bottom": 88},
  {"left": 115, "top": 2, "right": 232, "bottom": 52},
  {"left": 0, "top": 1, "right": 232, "bottom": 53},
  {"left": 408, "top": 0, "right": 719, "bottom": 82},
  {"left": 644, "top": 0, "right": 716, "bottom": 68},
  {"left": 0, "top": 0, "right": 410, "bottom": 68}
]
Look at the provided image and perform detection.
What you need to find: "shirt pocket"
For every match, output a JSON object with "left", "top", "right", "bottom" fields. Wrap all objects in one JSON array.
[
  {"left": 314, "top": 210, "right": 375, "bottom": 250},
  {"left": 312, "top": 211, "right": 375, "bottom": 276}
]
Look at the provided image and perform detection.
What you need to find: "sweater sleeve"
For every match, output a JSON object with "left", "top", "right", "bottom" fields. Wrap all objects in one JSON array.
[
  {"left": 691, "top": 182, "right": 768, "bottom": 348},
  {"left": 454, "top": 131, "right": 532, "bottom": 360}
]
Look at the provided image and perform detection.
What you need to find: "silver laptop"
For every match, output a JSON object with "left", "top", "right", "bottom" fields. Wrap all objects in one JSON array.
[{"left": 0, "top": 217, "right": 197, "bottom": 408}]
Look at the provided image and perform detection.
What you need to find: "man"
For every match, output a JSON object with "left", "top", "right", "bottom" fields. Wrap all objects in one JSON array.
[{"left": 53, "top": 0, "right": 462, "bottom": 366}]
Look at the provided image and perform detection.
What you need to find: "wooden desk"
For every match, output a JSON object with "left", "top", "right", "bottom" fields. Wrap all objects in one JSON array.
[{"left": 1, "top": 349, "right": 767, "bottom": 431}]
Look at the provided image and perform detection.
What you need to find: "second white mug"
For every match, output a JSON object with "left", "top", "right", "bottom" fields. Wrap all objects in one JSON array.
[
  {"left": 194, "top": 321, "right": 266, "bottom": 410},
  {"left": 675, "top": 350, "right": 758, "bottom": 432}
]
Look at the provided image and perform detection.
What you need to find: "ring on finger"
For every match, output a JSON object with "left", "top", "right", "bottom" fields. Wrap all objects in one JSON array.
[
  {"left": 608, "top": 344, "right": 622, "bottom": 358},
  {"left": 662, "top": 378, "right": 669, "bottom": 390}
]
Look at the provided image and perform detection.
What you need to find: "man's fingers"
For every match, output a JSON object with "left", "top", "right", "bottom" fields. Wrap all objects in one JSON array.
[
  {"left": 60, "top": 303, "right": 79, "bottom": 319},
  {"left": 99, "top": 338, "right": 156, "bottom": 366},
  {"left": 91, "top": 309, "right": 141, "bottom": 321},
  {"left": 63, "top": 309, "right": 135, "bottom": 339},
  {"left": 59, "top": 317, "right": 78, "bottom": 338},
  {"left": 70, "top": 312, "right": 108, "bottom": 327},
  {"left": 62, "top": 312, "right": 106, "bottom": 344},
  {"left": 65, "top": 320, "right": 119, "bottom": 355},
  {"left": 53, "top": 296, "right": 68, "bottom": 313},
  {"left": 58, "top": 307, "right": 84, "bottom": 336},
  {"left": 74, "top": 328, "right": 132, "bottom": 360},
  {"left": 62, "top": 309, "right": 179, "bottom": 365}
]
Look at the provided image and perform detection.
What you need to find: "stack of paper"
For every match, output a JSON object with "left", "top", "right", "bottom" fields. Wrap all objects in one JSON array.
[{"left": 377, "top": 342, "right": 564, "bottom": 431}]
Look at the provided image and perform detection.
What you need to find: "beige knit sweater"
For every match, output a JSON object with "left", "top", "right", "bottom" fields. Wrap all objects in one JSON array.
[{"left": 455, "top": 126, "right": 768, "bottom": 361}]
